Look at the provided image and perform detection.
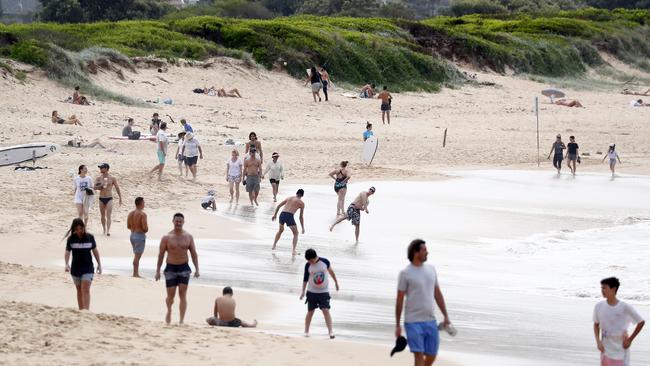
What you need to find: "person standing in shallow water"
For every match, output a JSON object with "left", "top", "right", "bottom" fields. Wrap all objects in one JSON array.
[
  {"left": 329, "top": 161, "right": 351, "bottom": 216},
  {"left": 155, "top": 213, "right": 200, "bottom": 325},
  {"left": 547, "top": 134, "right": 565, "bottom": 175},
  {"left": 64, "top": 218, "right": 102, "bottom": 310},
  {"left": 300, "top": 248, "right": 339, "bottom": 339},
  {"left": 127, "top": 196, "right": 148, "bottom": 278},
  {"left": 602, "top": 144, "right": 622, "bottom": 177}
]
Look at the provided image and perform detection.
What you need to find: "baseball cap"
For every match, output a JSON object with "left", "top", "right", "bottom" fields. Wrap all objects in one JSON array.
[
  {"left": 390, "top": 336, "right": 407, "bottom": 356},
  {"left": 98, "top": 163, "right": 110, "bottom": 169},
  {"left": 272, "top": 152, "right": 279, "bottom": 157}
]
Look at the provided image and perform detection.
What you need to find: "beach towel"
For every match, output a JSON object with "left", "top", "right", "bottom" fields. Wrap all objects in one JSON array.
[{"left": 341, "top": 92, "right": 359, "bottom": 98}]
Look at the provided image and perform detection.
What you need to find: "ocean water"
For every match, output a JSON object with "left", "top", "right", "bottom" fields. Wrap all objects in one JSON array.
[{"left": 105, "top": 170, "right": 650, "bottom": 365}]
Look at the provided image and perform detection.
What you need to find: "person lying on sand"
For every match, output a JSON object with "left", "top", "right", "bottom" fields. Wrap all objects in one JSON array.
[
  {"left": 360, "top": 84, "right": 376, "bottom": 98},
  {"left": 206, "top": 286, "right": 257, "bottom": 328},
  {"left": 67, "top": 137, "right": 105, "bottom": 149},
  {"left": 554, "top": 99, "right": 584, "bottom": 108},
  {"left": 622, "top": 88, "right": 650, "bottom": 96},
  {"left": 633, "top": 99, "right": 650, "bottom": 107},
  {"left": 217, "top": 88, "right": 242, "bottom": 98},
  {"left": 52, "top": 110, "right": 82, "bottom": 125}
]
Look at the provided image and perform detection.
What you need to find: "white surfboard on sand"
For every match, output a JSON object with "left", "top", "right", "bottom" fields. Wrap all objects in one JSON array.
[
  {"left": 362, "top": 136, "right": 378, "bottom": 165},
  {"left": 0, "top": 142, "right": 60, "bottom": 167}
]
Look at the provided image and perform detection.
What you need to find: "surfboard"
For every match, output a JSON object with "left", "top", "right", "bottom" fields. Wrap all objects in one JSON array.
[
  {"left": 362, "top": 136, "right": 378, "bottom": 165},
  {"left": 109, "top": 135, "right": 157, "bottom": 141},
  {"left": 0, "top": 142, "right": 60, "bottom": 167}
]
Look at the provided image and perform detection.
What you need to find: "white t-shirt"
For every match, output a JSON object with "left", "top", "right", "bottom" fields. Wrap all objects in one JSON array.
[
  {"left": 227, "top": 158, "right": 243, "bottom": 177},
  {"left": 156, "top": 130, "right": 168, "bottom": 153},
  {"left": 184, "top": 138, "right": 201, "bottom": 158},
  {"left": 593, "top": 300, "right": 644, "bottom": 337},
  {"left": 73, "top": 176, "right": 93, "bottom": 204},
  {"left": 303, "top": 258, "right": 331, "bottom": 294},
  {"left": 201, "top": 195, "right": 215, "bottom": 204},
  {"left": 608, "top": 151, "right": 619, "bottom": 160},
  {"left": 177, "top": 139, "right": 185, "bottom": 156},
  {"left": 398, "top": 264, "right": 438, "bottom": 323},
  {"left": 263, "top": 160, "right": 284, "bottom": 180}
]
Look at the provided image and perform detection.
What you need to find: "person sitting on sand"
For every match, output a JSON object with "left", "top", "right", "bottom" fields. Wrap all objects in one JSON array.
[
  {"left": 72, "top": 86, "right": 90, "bottom": 105},
  {"left": 201, "top": 190, "right": 216, "bottom": 211},
  {"left": 206, "top": 286, "right": 257, "bottom": 328},
  {"left": 52, "top": 111, "right": 82, "bottom": 125},
  {"left": 633, "top": 99, "right": 650, "bottom": 107},
  {"left": 622, "top": 88, "right": 650, "bottom": 96},
  {"left": 554, "top": 99, "right": 584, "bottom": 108},
  {"left": 360, "top": 84, "right": 376, "bottom": 98},
  {"left": 217, "top": 88, "right": 242, "bottom": 98}
]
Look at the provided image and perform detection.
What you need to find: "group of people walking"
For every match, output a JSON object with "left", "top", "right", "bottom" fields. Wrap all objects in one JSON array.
[{"left": 547, "top": 134, "right": 623, "bottom": 177}]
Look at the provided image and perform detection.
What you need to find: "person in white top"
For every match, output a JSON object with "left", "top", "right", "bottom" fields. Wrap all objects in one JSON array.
[
  {"left": 201, "top": 190, "right": 216, "bottom": 211},
  {"left": 262, "top": 152, "right": 284, "bottom": 202},
  {"left": 602, "top": 144, "right": 623, "bottom": 177},
  {"left": 225, "top": 150, "right": 243, "bottom": 204},
  {"left": 149, "top": 122, "right": 169, "bottom": 181},
  {"left": 73, "top": 164, "right": 93, "bottom": 224},
  {"left": 175, "top": 132, "right": 188, "bottom": 177},
  {"left": 594, "top": 277, "right": 645, "bottom": 366},
  {"left": 181, "top": 132, "right": 203, "bottom": 181}
]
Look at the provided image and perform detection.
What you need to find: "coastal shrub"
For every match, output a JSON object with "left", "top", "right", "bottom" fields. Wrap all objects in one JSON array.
[{"left": 10, "top": 40, "right": 48, "bottom": 66}]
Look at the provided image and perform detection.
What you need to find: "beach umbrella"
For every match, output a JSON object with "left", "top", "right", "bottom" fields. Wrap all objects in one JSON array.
[{"left": 542, "top": 88, "right": 565, "bottom": 102}]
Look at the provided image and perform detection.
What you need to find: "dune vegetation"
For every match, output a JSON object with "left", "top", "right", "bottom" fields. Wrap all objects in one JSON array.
[{"left": 1, "top": 8, "right": 649, "bottom": 99}]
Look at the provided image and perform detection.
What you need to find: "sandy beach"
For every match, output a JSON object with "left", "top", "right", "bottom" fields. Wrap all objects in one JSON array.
[{"left": 1, "top": 54, "right": 650, "bottom": 365}]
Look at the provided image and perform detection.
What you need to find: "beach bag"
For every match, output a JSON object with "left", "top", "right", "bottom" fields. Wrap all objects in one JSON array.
[
  {"left": 128, "top": 131, "right": 141, "bottom": 140},
  {"left": 193, "top": 88, "right": 204, "bottom": 94}
]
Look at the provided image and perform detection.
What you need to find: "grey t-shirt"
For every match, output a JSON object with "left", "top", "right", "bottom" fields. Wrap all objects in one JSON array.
[
  {"left": 397, "top": 264, "right": 438, "bottom": 323},
  {"left": 122, "top": 125, "right": 132, "bottom": 137}
]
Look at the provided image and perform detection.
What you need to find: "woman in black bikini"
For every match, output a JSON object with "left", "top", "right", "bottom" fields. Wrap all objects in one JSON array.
[{"left": 329, "top": 161, "right": 350, "bottom": 216}]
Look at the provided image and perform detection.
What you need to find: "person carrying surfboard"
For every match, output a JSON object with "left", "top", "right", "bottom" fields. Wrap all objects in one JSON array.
[
  {"left": 329, "top": 187, "right": 375, "bottom": 244},
  {"left": 363, "top": 123, "right": 374, "bottom": 142}
]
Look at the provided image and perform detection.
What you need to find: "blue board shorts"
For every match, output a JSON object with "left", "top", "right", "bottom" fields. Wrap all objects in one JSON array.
[
  {"left": 130, "top": 232, "right": 146, "bottom": 254},
  {"left": 279, "top": 211, "right": 296, "bottom": 227},
  {"left": 71, "top": 273, "right": 94, "bottom": 286},
  {"left": 405, "top": 321, "right": 439, "bottom": 356}
]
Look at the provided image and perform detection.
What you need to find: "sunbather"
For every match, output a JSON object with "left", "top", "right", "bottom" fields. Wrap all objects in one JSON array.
[
  {"left": 622, "top": 88, "right": 650, "bottom": 96},
  {"left": 554, "top": 99, "right": 584, "bottom": 108},
  {"left": 52, "top": 111, "right": 83, "bottom": 125}
]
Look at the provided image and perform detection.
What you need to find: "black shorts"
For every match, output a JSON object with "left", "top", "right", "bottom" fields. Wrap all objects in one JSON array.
[
  {"left": 270, "top": 179, "right": 280, "bottom": 185},
  {"left": 201, "top": 202, "right": 211, "bottom": 209},
  {"left": 163, "top": 263, "right": 191, "bottom": 288},
  {"left": 306, "top": 291, "right": 330, "bottom": 311},
  {"left": 185, "top": 156, "right": 198, "bottom": 166},
  {"left": 279, "top": 211, "right": 296, "bottom": 227}
]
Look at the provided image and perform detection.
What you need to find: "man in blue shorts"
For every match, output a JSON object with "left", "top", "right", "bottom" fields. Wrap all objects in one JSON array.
[
  {"left": 271, "top": 189, "right": 305, "bottom": 256},
  {"left": 300, "top": 248, "right": 339, "bottom": 339},
  {"left": 395, "top": 239, "right": 453, "bottom": 366}
]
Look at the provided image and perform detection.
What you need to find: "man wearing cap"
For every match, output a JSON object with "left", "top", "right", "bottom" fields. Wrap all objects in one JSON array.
[
  {"left": 395, "top": 239, "right": 452, "bottom": 366},
  {"left": 262, "top": 152, "right": 284, "bottom": 202},
  {"left": 329, "top": 187, "right": 375, "bottom": 244},
  {"left": 243, "top": 146, "right": 262, "bottom": 206},
  {"left": 94, "top": 163, "right": 122, "bottom": 236},
  {"left": 180, "top": 118, "right": 193, "bottom": 133},
  {"left": 547, "top": 134, "right": 566, "bottom": 175},
  {"left": 181, "top": 132, "right": 203, "bottom": 181}
]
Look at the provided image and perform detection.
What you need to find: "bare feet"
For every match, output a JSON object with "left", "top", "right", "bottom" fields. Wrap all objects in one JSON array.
[
  {"left": 329, "top": 225, "right": 334, "bottom": 232},
  {"left": 165, "top": 310, "right": 171, "bottom": 324}
]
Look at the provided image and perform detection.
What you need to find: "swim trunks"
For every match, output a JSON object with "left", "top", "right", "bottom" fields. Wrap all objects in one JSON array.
[
  {"left": 269, "top": 178, "right": 280, "bottom": 185},
  {"left": 245, "top": 175, "right": 261, "bottom": 193},
  {"left": 206, "top": 317, "right": 242, "bottom": 327},
  {"left": 346, "top": 205, "right": 361, "bottom": 226},
  {"left": 185, "top": 156, "right": 198, "bottom": 166},
  {"left": 381, "top": 102, "right": 391, "bottom": 111},
  {"left": 306, "top": 291, "right": 331, "bottom": 311},
  {"left": 129, "top": 232, "right": 146, "bottom": 254},
  {"left": 99, "top": 197, "right": 113, "bottom": 206},
  {"left": 157, "top": 150, "right": 166, "bottom": 164},
  {"left": 405, "top": 321, "right": 439, "bottom": 356},
  {"left": 279, "top": 211, "right": 297, "bottom": 227},
  {"left": 71, "top": 273, "right": 94, "bottom": 285},
  {"left": 201, "top": 201, "right": 212, "bottom": 209},
  {"left": 567, "top": 153, "right": 577, "bottom": 161},
  {"left": 163, "top": 263, "right": 192, "bottom": 288}
]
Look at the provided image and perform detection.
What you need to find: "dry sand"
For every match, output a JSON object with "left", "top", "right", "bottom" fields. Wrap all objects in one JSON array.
[{"left": 1, "top": 55, "right": 650, "bottom": 365}]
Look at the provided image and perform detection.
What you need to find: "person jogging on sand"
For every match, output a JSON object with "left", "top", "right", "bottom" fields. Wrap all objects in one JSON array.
[
  {"left": 593, "top": 277, "right": 645, "bottom": 366},
  {"left": 272, "top": 189, "right": 305, "bottom": 256},
  {"left": 155, "top": 213, "right": 199, "bottom": 325},
  {"left": 127, "top": 197, "right": 148, "bottom": 278},
  {"left": 396, "top": 239, "right": 452, "bottom": 366},
  {"left": 547, "top": 134, "right": 566, "bottom": 175},
  {"left": 329, "top": 187, "right": 375, "bottom": 244}
]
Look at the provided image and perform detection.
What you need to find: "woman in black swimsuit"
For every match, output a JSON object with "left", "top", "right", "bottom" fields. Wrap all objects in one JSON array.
[{"left": 329, "top": 161, "right": 350, "bottom": 216}]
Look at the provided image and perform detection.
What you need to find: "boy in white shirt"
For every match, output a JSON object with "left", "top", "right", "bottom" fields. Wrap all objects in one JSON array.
[
  {"left": 201, "top": 190, "right": 216, "bottom": 211},
  {"left": 594, "top": 277, "right": 645, "bottom": 366}
]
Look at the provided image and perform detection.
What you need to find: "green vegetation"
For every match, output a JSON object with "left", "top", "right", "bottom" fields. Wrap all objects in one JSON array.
[{"left": 0, "top": 9, "right": 649, "bottom": 100}]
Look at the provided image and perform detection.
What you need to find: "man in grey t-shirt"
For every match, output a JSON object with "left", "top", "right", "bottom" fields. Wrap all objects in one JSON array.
[{"left": 395, "top": 239, "right": 452, "bottom": 366}]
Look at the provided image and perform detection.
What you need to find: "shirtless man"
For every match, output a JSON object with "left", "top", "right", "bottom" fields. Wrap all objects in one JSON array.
[
  {"left": 206, "top": 286, "right": 258, "bottom": 328},
  {"left": 126, "top": 197, "right": 148, "bottom": 278},
  {"left": 272, "top": 189, "right": 305, "bottom": 255},
  {"left": 94, "top": 163, "right": 122, "bottom": 236},
  {"left": 378, "top": 86, "right": 392, "bottom": 125},
  {"left": 243, "top": 147, "right": 262, "bottom": 206},
  {"left": 330, "top": 187, "right": 375, "bottom": 244},
  {"left": 155, "top": 213, "right": 200, "bottom": 324}
]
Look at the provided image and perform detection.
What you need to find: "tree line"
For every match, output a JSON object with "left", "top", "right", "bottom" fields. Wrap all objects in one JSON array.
[{"left": 36, "top": 0, "right": 650, "bottom": 23}]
